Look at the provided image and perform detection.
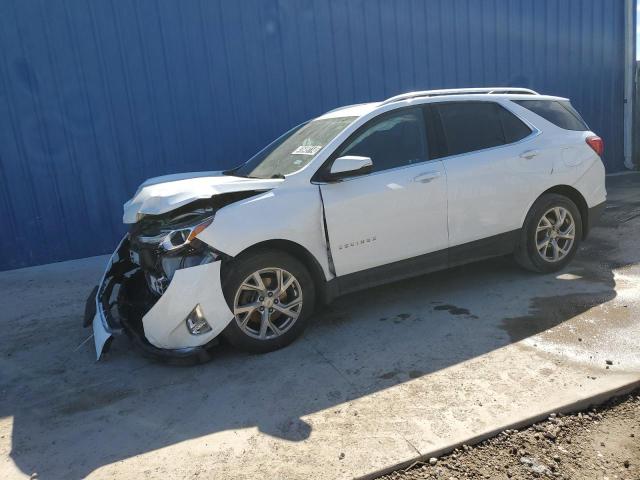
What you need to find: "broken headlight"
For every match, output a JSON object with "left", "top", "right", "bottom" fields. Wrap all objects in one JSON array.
[
  {"left": 138, "top": 215, "right": 214, "bottom": 252},
  {"left": 132, "top": 212, "right": 219, "bottom": 296},
  {"left": 159, "top": 216, "right": 214, "bottom": 252}
]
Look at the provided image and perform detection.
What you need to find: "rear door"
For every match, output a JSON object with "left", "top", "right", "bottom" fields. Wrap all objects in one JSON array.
[
  {"left": 427, "top": 100, "right": 553, "bottom": 252},
  {"left": 319, "top": 106, "right": 448, "bottom": 277}
]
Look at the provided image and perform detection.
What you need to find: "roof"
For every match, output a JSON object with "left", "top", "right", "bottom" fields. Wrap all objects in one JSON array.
[{"left": 316, "top": 88, "right": 568, "bottom": 120}]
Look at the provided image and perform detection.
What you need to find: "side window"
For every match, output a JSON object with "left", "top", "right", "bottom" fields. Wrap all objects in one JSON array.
[
  {"left": 431, "top": 101, "right": 531, "bottom": 158},
  {"left": 513, "top": 100, "right": 589, "bottom": 131},
  {"left": 337, "top": 107, "right": 428, "bottom": 173},
  {"left": 498, "top": 106, "right": 533, "bottom": 143}
]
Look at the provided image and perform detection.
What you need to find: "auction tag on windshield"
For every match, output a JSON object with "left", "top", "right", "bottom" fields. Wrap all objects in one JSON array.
[{"left": 292, "top": 145, "right": 322, "bottom": 155}]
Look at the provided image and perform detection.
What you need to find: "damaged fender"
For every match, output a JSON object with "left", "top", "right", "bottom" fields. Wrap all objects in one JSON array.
[{"left": 142, "top": 261, "right": 233, "bottom": 350}]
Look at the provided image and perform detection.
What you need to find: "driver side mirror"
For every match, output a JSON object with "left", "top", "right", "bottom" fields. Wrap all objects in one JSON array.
[{"left": 327, "top": 156, "right": 373, "bottom": 181}]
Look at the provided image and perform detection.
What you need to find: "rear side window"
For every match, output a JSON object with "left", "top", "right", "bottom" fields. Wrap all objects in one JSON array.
[
  {"left": 513, "top": 100, "right": 589, "bottom": 131},
  {"left": 430, "top": 101, "right": 532, "bottom": 158}
]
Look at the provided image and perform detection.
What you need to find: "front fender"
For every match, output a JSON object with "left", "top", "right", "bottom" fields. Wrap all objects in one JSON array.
[{"left": 197, "top": 186, "right": 333, "bottom": 279}]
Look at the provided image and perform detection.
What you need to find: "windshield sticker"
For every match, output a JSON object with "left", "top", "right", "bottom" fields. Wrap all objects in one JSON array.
[{"left": 292, "top": 145, "right": 322, "bottom": 155}]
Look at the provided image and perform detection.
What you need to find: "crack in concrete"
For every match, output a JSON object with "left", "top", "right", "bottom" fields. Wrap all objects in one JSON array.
[{"left": 304, "top": 338, "right": 360, "bottom": 394}]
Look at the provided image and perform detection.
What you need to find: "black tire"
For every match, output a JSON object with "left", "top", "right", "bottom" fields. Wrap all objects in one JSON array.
[
  {"left": 514, "top": 193, "right": 583, "bottom": 273},
  {"left": 221, "top": 249, "right": 316, "bottom": 354}
]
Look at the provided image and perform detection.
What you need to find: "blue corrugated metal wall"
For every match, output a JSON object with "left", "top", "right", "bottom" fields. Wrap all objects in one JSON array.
[{"left": 0, "top": 0, "right": 628, "bottom": 270}]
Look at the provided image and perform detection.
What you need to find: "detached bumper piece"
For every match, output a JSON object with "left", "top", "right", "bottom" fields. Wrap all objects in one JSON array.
[
  {"left": 83, "top": 236, "right": 136, "bottom": 359},
  {"left": 116, "top": 269, "right": 221, "bottom": 363},
  {"left": 83, "top": 235, "right": 233, "bottom": 362}
]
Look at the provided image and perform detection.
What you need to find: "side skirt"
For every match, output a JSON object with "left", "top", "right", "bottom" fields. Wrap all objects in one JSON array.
[
  {"left": 335, "top": 250, "right": 448, "bottom": 297},
  {"left": 327, "top": 229, "right": 520, "bottom": 298},
  {"left": 448, "top": 229, "right": 520, "bottom": 268}
]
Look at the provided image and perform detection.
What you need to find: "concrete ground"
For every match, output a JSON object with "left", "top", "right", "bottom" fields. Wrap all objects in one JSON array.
[{"left": 1, "top": 173, "right": 639, "bottom": 480}]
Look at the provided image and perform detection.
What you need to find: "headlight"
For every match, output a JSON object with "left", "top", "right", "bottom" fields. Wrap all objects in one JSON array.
[{"left": 159, "top": 216, "right": 214, "bottom": 252}]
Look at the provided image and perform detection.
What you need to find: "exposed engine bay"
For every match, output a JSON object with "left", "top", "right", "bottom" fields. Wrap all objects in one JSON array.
[{"left": 130, "top": 208, "right": 218, "bottom": 295}]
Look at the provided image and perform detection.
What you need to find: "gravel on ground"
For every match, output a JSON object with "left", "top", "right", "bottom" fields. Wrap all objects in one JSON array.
[{"left": 378, "top": 390, "right": 639, "bottom": 480}]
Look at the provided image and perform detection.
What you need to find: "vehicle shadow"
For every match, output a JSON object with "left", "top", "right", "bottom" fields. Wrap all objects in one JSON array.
[{"left": 2, "top": 175, "right": 638, "bottom": 478}]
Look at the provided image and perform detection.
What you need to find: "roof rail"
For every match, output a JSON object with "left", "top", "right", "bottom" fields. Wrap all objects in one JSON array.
[{"left": 380, "top": 87, "right": 539, "bottom": 106}]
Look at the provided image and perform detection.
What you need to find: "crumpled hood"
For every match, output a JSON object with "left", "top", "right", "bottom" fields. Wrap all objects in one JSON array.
[{"left": 123, "top": 171, "right": 283, "bottom": 223}]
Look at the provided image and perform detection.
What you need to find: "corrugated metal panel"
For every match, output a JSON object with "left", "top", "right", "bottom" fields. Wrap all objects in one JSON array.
[{"left": 0, "top": 0, "right": 628, "bottom": 270}]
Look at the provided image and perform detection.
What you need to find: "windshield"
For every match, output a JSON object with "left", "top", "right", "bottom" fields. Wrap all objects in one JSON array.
[{"left": 229, "top": 116, "right": 356, "bottom": 179}]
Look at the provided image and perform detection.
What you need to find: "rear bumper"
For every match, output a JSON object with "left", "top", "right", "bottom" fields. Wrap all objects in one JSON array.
[
  {"left": 83, "top": 236, "right": 233, "bottom": 360},
  {"left": 585, "top": 201, "right": 606, "bottom": 238}
]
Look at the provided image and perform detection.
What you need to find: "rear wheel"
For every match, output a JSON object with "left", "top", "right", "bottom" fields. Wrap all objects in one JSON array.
[
  {"left": 515, "top": 193, "right": 582, "bottom": 273},
  {"left": 221, "top": 250, "right": 315, "bottom": 353}
]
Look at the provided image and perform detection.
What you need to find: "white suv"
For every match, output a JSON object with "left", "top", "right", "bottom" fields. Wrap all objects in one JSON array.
[{"left": 84, "top": 87, "right": 606, "bottom": 361}]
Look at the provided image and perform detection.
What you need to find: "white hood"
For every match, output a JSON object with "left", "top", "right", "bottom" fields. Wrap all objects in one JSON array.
[{"left": 123, "top": 171, "right": 283, "bottom": 223}]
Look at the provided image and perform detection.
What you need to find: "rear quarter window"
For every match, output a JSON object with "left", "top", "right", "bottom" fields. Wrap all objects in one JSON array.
[
  {"left": 498, "top": 106, "right": 533, "bottom": 144},
  {"left": 513, "top": 100, "right": 589, "bottom": 131}
]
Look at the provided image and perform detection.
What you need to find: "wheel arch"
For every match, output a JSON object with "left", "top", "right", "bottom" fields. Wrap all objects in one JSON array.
[
  {"left": 224, "top": 239, "right": 331, "bottom": 305},
  {"left": 531, "top": 185, "right": 590, "bottom": 239}
]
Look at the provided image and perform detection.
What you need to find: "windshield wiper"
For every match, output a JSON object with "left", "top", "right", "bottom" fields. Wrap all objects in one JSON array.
[
  {"left": 245, "top": 173, "right": 285, "bottom": 179},
  {"left": 222, "top": 168, "right": 245, "bottom": 177}
]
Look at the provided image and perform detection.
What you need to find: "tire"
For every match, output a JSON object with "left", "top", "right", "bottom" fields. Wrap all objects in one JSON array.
[
  {"left": 514, "top": 193, "right": 582, "bottom": 273},
  {"left": 221, "top": 249, "right": 316, "bottom": 354}
]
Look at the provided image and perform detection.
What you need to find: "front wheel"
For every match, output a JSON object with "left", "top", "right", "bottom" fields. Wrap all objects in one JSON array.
[
  {"left": 515, "top": 193, "right": 582, "bottom": 273},
  {"left": 221, "top": 250, "right": 316, "bottom": 353}
]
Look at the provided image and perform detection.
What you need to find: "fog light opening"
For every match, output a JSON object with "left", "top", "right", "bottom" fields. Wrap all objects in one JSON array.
[{"left": 185, "top": 304, "right": 212, "bottom": 335}]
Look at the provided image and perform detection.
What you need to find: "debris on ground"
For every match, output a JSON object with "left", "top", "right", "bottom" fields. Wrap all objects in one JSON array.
[{"left": 379, "top": 390, "right": 639, "bottom": 480}]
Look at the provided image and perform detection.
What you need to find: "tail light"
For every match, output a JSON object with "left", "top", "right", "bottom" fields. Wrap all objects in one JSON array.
[{"left": 586, "top": 136, "right": 604, "bottom": 157}]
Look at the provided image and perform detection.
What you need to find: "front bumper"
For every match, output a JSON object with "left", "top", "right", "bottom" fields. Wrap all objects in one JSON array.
[
  {"left": 83, "top": 236, "right": 234, "bottom": 360},
  {"left": 83, "top": 236, "right": 129, "bottom": 359}
]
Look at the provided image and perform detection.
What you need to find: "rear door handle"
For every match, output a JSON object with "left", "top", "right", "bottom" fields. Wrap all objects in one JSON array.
[
  {"left": 519, "top": 149, "right": 539, "bottom": 160},
  {"left": 413, "top": 171, "right": 441, "bottom": 183}
]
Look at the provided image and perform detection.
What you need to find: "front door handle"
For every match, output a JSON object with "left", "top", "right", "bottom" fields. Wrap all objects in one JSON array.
[
  {"left": 519, "top": 149, "right": 539, "bottom": 160},
  {"left": 413, "top": 171, "right": 442, "bottom": 183}
]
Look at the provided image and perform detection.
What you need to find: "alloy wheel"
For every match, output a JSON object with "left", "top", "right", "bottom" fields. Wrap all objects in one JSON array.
[
  {"left": 535, "top": 206, "right": 576, "bottom": 262},
  {"left": 232, "top": 268, "right": 303, "bottom": 340}
]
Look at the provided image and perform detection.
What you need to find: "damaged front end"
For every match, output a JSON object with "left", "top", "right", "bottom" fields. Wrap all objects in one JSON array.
[{"left": 84, "top": 207, "right": 233, "bottom": 360}]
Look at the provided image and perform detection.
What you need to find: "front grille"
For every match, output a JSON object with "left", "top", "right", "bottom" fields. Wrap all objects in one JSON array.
[{"left": 128, "top": 237, "right": 163, "bottom": 274}]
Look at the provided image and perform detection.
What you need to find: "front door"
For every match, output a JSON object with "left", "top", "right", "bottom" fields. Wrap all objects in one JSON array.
[{"left": 319, "top": 107, "right": 448, "bottom": 277}]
